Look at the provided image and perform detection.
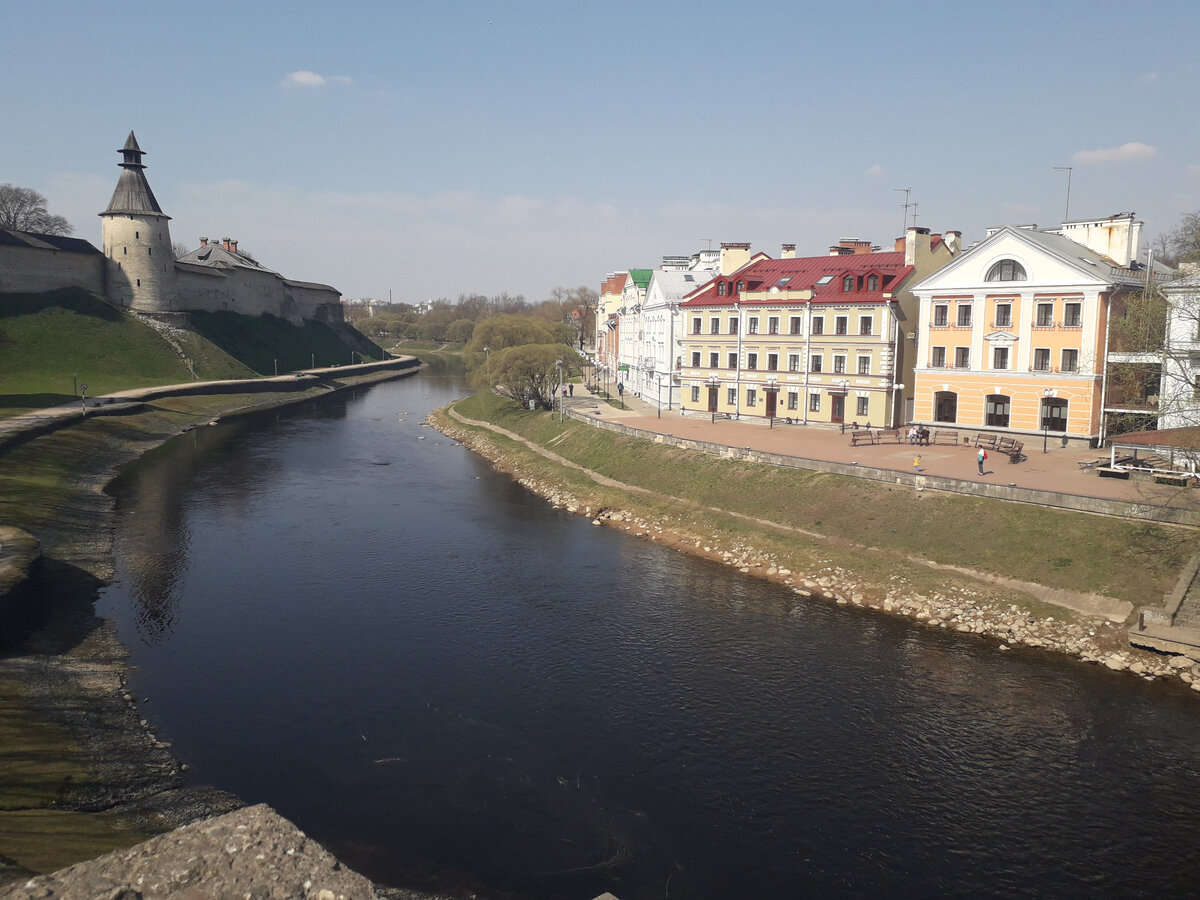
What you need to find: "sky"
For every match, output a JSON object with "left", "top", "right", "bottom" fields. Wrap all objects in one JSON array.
[{"left": 2, "top": 1, "right": 1198, "bottom": 305}]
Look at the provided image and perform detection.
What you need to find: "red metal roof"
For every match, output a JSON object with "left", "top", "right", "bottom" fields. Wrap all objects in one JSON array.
[{"left": 680, "top": 252, "right": 913, "bottom": 308}]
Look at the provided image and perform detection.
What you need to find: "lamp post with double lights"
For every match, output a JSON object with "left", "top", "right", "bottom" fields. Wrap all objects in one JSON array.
[{"left": 1042, "top": 387, "right": 1054, "bottom": 453}]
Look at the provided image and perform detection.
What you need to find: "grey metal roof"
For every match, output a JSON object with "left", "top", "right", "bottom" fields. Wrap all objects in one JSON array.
[
  {"left": 176, "top": 243, "right": 275, "bottom": 274},
  {"left": 0, "top": 229, "right": 101, "bottom": 253},
  {"left": 997, "top": 227, "right": 1147, "bottom": 286},
  {"left": 102, "top": 131, "right": 168, "bottom": 218}
]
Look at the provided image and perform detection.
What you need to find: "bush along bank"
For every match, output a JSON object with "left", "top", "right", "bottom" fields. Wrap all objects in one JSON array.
[{"left": 430, "top": 399, "right": 1200, "bottom": 695}]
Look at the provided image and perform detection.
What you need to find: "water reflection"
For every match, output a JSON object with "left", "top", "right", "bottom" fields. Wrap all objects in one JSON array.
[{"left": 96, "top": 373, "right": 1200, "bottom": 900}]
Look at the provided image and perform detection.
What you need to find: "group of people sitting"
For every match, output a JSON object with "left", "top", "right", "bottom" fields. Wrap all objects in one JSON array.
[{"left": 907, "top": 424, "right": 931, "bottom": 445}]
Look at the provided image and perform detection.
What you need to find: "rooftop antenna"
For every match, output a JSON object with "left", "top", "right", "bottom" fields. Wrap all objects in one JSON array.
[
  {"left": 1053, "top": 166, "right": 1073, "bottom": 222},
  {"left": 701, "top": 238, "right": 713, "bottom": 250},
  {"left": 911, "top": 201, "right": 920, "bottom": 227},
  {"left": 894, "top": 187, "right": 913, "bottom": 234}
]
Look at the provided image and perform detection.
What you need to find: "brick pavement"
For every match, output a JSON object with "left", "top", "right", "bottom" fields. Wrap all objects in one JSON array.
[{"left": 566, "top": 383, "right": 1200, "bottom": 512}]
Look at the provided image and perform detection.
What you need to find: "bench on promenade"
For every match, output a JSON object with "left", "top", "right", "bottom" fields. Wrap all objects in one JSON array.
[
  {"left": 974, "top": 433, "right": 998, "bottom": 450},
  {"left": 849, "top": 429, "right": 881, "bottom": 446},
  {"left": 1098, "top": 467, "right": 1131, "bottom": 479},
  {"left": 931, "top": 429, "right": 958, "bottom": 445},
  {"left": 996, "top": 436, "right": 1025, "bottom": 463},
  {"left": 1155, "top": 474, "right": 1193, "bottom": 487}
]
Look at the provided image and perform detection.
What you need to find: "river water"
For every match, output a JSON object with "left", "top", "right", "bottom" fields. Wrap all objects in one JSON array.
[{"left": 96, "top": 369, "right": 1200, "bottom": 900}]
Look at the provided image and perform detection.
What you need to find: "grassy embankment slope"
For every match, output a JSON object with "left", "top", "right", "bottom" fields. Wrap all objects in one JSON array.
[
  {"left": 442, "top": 390, "right": 1193, "bottom": 616},
  {"left": 0, "top": 288, "right": 386, "bottom": 419}
]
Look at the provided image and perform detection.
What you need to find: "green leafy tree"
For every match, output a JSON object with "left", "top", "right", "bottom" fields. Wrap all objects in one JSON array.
[
  {"left": 446, "top": 318, "right": 476, "bottom": 343},
  {"left": 486, "top": 343, "right": 574, "bottom": 409},
  {"left": 465, "top": 315, "right": 557, "bottom": 363}
]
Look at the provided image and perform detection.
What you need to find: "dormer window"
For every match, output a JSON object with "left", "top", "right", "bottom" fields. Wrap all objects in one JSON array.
[
  {"left": 717, "top": 282, "right": 727, "bottom": 296},
  {"left": 843, "top": 275, "right": 854, "bottom": 292},
  {"left": 736, "top": 280, "right": 745, "bottom": 293},
  {"left": 866, "top": 274, "right": 879, "bottom": 291},
  {"left": 986, "top": 259, "right": 1028, "bottom": 282}
]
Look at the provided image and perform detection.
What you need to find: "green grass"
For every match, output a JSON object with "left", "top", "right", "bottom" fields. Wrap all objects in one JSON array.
[
  {"left": 451, "top": 391, "right": 1195, "bottom": 608},
  {"left": 0, "top": 289, "right": 195, "bottom": 401},
  {"left": 187, "top": 311, "right": 381, "bottom": 374}
]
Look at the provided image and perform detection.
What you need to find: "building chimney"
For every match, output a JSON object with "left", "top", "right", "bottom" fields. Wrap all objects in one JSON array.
[
  {"left": 200, "top": 236, "right": 208, "bottom": 247},
  {"left": 830, "top": 238, "right": 872, "bottom": 256},
  {"left": 720, "top": 242, "right": 752, "bottom": 275},
  {"left": 230, "top": 240, "right": 238, "bottom": 253},
  {"left": 781, "top": 243, "right": 796, "bottom": 260},
  {"left": 904, "top": 226, "right": 932, "bottom": 266},
  {"left": 222, "top": 237, "right": 232, "bottom": 251}
]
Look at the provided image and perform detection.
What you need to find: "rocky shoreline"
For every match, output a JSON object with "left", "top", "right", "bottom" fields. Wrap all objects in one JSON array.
[{"left": 430, "top": 405, "right": 1200, "bottom": 694}]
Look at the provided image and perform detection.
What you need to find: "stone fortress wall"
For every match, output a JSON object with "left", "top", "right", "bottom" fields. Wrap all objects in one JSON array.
[
  {"left": 1, "top": 133, "right": 343, "bottom": 325},
  {"left": 0, "top": 232, "right": 106, "bottom": 295}
]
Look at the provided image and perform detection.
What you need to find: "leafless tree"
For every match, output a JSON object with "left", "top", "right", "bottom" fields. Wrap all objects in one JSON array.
[{"left": 0, "top": 183, "right": 73, "bottom": 235}]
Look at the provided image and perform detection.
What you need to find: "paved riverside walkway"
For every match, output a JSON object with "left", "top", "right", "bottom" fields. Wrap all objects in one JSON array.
[
  {"left": 564, "top": 383, "right": 1200, "bottom": 514},
  {"left": 0, "top": 358, "right": 418, "bottom": 451}
]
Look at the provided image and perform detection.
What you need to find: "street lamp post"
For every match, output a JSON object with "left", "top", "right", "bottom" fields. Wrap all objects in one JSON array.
[
  {"left": 1042, "top": 388, "right": 1054, "bottom": 453},
  {"left": 556, "top": 359, "right": 564, "bottom": 423},
  {"left": 483, "top": 345, "right": 490, "bottom": 382}
]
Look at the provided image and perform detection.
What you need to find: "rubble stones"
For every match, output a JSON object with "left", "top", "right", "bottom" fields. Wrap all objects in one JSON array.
[{"left": 6, "top": 805, "right": 382, "bottom": 900}]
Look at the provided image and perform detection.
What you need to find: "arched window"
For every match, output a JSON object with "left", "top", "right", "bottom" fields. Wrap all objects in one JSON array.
[
  {"left": 717, "top": 282, "right": 726, "bottom": 296},
  {"left": 986, "top": 259, "right": 1028, "bottom": 282},
  {"left": 986, "top": 394, "right": 1010, "bottom": 428},
  {"left": 866, "top": 274, "right": 879, "bottom": 291},
  {"left": 843, "top": 275, "right": 854, "bottom": 292},
  {"left": 934, "top": 391, "right": 958, "bottom": 423}
]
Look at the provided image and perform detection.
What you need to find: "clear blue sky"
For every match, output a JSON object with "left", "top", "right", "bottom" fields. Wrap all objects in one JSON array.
[{"left": 3, "top": 0, "right": 1197, "bottom": 305}]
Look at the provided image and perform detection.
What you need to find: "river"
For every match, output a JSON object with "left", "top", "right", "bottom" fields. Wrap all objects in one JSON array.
[{"left": 95, "top": 368, "right": 1200, "bottom": 899}]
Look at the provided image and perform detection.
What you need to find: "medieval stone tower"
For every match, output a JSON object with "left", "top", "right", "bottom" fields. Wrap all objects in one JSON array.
[{"left": 100, "top": 131, "right": 176, "bottom": 312}]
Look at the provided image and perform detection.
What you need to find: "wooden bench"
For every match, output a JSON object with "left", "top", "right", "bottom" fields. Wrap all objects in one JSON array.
[
  {"left": 1155, "top": 474, "right": 1193, "bottom": 487},
  {"left": 974, "top": 434, "right": 998, "bottom": 450},
  {"left": 849, "top": 430, "right": 882, "bottom": 446},
  {"left": 1097, "top": 467, "right": 1131, "bottom": 479},
  {"left": 931, "top": 429, "right": 958, "bottom": 445},
  {"left": 999, "top": 439, "right": 1025, "bottom": 463},
  {"left": 879, "top": 428, "right": 903, "bottom": 443}
]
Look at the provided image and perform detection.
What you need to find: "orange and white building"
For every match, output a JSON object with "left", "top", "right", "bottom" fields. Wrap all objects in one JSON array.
[{"left": 909, "top": 216, "right": 1149, "bottom": 445}]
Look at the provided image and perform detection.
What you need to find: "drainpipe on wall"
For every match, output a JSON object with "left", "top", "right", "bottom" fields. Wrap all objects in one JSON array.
[
  {"left": 888, "top": 300, "right": 901, "bottom": 428},
  {"left": 734, "top": 301, "right": 742, "bottom": 419},
  {"left": 668, "top": 302, "right": 677, "bottom": 410},
  {"left": 802, "top": 297, "right": 813, "bottom": 425},
  {"left": 1098, "top": 286, "right": 1114, "bottom": 446}
]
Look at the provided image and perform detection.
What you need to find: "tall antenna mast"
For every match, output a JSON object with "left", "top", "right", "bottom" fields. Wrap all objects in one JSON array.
[
  {"left": 894, "top": 187, "right": 913, "bottom": 234},
  {"left": 701, "top": 238, "right": 713, "bottom": 250},
  {"left": 1053, "top": 166, "right": 1073, "bottom": 222}
]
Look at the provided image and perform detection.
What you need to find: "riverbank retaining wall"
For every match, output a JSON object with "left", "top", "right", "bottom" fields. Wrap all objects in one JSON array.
[{"left": 572, "top": 410, "right": 1200, "bottom": 528}]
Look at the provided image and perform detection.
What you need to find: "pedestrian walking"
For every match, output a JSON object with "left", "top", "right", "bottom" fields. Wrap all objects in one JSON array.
[
  {"left": 913, "top": 454, "right": 921, "bottom": 474},
  {"left": 568, "top": 383, "right": 573, "bottom": 397},
  {"left": 977, "top": 447, "right": 987, "bottom": 475}
]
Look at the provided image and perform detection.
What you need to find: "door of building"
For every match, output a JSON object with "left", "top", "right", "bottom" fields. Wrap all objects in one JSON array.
[
  {"left": 707, "top": 386, "right": 718, "bottom": 413},
  {"left": 831, "top": 393, "right": 844, "bottom": 424},
  {"left": 765, "top": 390, "right": 777, "bottom": 419}
]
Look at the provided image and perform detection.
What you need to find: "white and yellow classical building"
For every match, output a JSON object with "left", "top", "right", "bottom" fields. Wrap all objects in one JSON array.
[
  {"left": 909, "top": 215, "right": 1150, "bottom": 445},
  {"left": 676, "top": 230, "right": 958, "bottom": 427}
]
